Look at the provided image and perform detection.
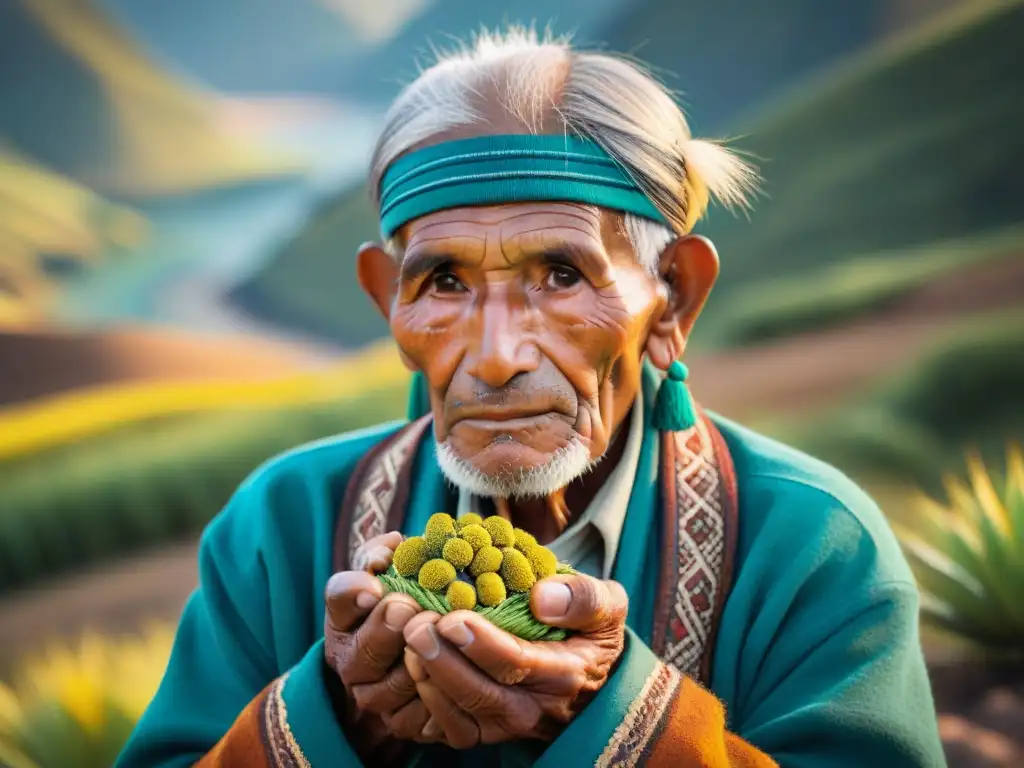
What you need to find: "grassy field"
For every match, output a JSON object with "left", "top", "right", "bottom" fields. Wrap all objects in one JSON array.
[
  {"left": 0, "top": 370, "right": 410, "bottom": 595},
  {"left": 761, "top": 307, "right": 1024, "bottom": 494},
  {"left": 698, "top": 225, "right": 1024, "bottom": 348},
  {"left": 0, "top": 340, "right": 412, "bottom": 593},
  {"left": 232, "top": 0, "right": 1024, "bottom": 349}
]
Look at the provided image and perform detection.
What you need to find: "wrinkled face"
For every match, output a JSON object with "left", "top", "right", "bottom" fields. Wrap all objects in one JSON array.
[{"left": 385, "top": 202, "right": 668, "bottom": 497}]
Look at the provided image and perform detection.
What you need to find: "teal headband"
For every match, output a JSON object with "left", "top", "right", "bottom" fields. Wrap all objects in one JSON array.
[{"left": 377, "top": 134, "right": 669, "bottom": 237}]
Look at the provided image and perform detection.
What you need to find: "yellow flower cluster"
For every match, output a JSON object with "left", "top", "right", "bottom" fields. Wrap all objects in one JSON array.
[{"left": 392, "top": 512, "right": 561, "bottom": 611}]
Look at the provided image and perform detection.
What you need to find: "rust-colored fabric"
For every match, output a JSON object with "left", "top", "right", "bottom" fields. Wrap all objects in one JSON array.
[
  {"left": 194, "top": 683, "right": 274, "bottom": 768},
  {"left": 644, "top": 674, "right": 779, "bottom": 768}
]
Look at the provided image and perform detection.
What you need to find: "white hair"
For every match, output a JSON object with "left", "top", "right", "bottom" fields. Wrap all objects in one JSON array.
[
  {"left": 369, "top": 26, "right": 759, "bottom": 273},
  {"left": 436, "top": 436, "right": 594, "bottom": 499}
]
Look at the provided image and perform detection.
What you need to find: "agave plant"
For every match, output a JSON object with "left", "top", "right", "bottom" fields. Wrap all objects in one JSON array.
[
  {"left": 896, "top": 445, "right": 1024, "bottom": 656},
  {"left": 0, "top": 623, "right": 174, "bottom": 768}
]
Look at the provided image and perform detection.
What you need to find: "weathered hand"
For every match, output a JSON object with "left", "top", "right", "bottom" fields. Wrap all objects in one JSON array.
[
  {"left": 323, "top": 532, "right": 425, "bottom": 752},
  {"left": 402, "top": 573, "right": 628, "bottom": 748}
]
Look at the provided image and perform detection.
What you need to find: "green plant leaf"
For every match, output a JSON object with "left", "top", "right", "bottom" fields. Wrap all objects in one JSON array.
[{"left": 896, "top": 444, "right": 1024, "bottom": 651}]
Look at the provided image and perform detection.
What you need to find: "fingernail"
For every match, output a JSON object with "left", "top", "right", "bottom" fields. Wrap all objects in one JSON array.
[
  {"left": 356, "top": 591, "right": 380, "bottom": 610},
  {"left": 535, "top": 582, "right": 571, "bottom": 618},
  {"left": 408, "top": 624, "right": 441, "bottom": 660},
  {"left": 442, "top": 620, "right": 473, "bottom": 648},
  {"left": 384, "top": 601, "right": 418, "bottom": 631},
  {"left": 422, "top": 717, "right": 441, "bottom": 739}
]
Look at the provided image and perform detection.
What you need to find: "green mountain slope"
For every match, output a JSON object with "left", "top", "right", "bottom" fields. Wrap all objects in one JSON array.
[
  {"left": 0, "top": 0, "right": 300, "bottom": 199},
  {"left": 700, "top": 0, "right": 1024, "bottom": 304},
  {"left": 232, "top": 0, "right": 1024, "bottom": 349},
  {"left": 231, "top": 186, "right": 384, "bottom": 348}
]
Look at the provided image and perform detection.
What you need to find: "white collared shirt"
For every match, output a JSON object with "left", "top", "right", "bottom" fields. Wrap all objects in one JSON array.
[{"left": 456, "top": 395, "right": 644, "bottom": 579}]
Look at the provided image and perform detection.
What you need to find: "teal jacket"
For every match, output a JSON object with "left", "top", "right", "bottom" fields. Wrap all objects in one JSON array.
[{"left": 116, "top": 413, "right": 945, "bottom": 767}]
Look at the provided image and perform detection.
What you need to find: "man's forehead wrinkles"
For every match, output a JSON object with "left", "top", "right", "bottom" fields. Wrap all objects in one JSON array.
[
  {"left": 561, "top": 204, "right": 598, "bottom": 222},
  {"left": 406, "top": 233, "right": 487, "bottom": 249},
  {"left": 507, "top": 224, "right": 602, "bottom": 242},
  {"left": 500, "top": 228, "right": 611, "bottom": 275},
  {"left": 499, "top": 219, "right": 602, "bottom": 248},
  {"left": 487, "top": 206, "right": 600, "bottom": 229},
  {"left": 502, "top": 206, "right": 598, "bottom": 225},
  {"left": 407, "top": 220, "right": 488, "bottom": 243},
  {"left": 403, "top": 224, "right": 487, "bottom": 257},
  {"left": 503, "top": 225, "right": 608, "bottom": 262}
]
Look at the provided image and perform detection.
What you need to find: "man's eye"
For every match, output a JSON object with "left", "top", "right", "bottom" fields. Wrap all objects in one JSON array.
[
  {"left": 545, "top": 265, "right": 582, "bottom": 290},
  {"left": 431, "top": 271, "right": 467, "bottom": 293}
]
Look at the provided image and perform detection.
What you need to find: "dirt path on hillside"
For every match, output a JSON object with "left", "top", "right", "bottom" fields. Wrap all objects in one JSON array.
[
  {"left": 692, "top": 256, "right": 1024, "bottom": 419},
  {"left": 0, "top": 325, "right": 338, "bottom": 408},
  {"left": 0, "top": 542, "right": 199, "bottom": 676}
]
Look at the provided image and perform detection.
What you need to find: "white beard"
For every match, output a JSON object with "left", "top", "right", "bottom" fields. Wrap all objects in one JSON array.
[{"left": 436, "top": 437, "right": 595, "bottom": 500}]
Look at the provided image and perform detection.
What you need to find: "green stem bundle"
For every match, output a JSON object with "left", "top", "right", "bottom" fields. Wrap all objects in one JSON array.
[{"left": 378, "top": 566, "right": 571, "bottom": 642}]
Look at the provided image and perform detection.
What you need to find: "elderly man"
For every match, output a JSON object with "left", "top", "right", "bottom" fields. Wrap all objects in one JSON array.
[{"left": 118, "top": 29, "right": 944, "bottom": 768}]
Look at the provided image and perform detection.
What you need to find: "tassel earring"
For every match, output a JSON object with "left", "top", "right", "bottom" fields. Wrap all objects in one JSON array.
[{"left": 652, "top": 360, "right": 697, "bottom": 432}]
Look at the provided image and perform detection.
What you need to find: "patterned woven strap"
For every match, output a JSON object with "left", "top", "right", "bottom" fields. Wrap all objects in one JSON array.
[
  {"left": 652, "top": 412, "right": 740, "bottom": 686},
  {"left": 333, "top": 416, "right": 432, "bottom": 573}
]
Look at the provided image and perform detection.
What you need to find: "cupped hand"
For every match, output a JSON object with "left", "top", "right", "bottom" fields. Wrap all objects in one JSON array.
[
  {"left": 324, "top": 532, "right": 437, "bottom": 749},
  {"left": 402, "top": 573, "right": 628, "bottom": 748}
]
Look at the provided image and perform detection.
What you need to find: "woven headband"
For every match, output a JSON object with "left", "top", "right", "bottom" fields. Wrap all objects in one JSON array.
[{"left": 377, "top": 134, "right": 669, "bottom": 237}]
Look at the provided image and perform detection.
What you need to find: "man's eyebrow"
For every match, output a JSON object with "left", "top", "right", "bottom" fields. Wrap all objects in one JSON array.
[
  {"left": 399, "top": 250, "right": 463, "bottom": 282},
  {"left": 400, "top": 252, "right": 446, "bottom": 282},
  {"left": 510, "top": 235, "right": 608, "bottom": 274}
]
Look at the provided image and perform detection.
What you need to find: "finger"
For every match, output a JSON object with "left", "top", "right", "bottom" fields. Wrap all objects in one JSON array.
[
  {"left": 420, "top": 716, "right": 445, "bottom": 744},
  {"left": 382, "top": 698, "right": 430, "bottom": 742},
  {"left": 404, "top": 623, "right": 542, "bottom": 735},
  {"left": 341, "top": 594, "right": 422, "bottom": 686},
  {"left": 352, "top": 531, "right": 403, "bottom": 572},
  {"left": 403, "top": 609, "right": 442, "bottom": 637},
  {"left": 417, "top": 679, "right": 480, "bottom": 749},
  {"left": 402, "top": 612, "right": 441, "bottom": 684},
  {"left": 436, "top": 611, "right": 583, "bottom": 695},
  {"left": 354, "top": 544, "right": 398, "bottom": 574},
  {"left": 530, "top": 575, "right": 628, "bottom": 633},
  {"left": 369, "top": 530, "right": 404, "bottom": 550},
  {"left": 404, "top": 647, "right": 429, "bottom": 683},
  {"left": 349, "top": 662, "right": 417, "bottom": 715},
  {"left": 324, "top": 570, "right": 385, "bottom": 632}
]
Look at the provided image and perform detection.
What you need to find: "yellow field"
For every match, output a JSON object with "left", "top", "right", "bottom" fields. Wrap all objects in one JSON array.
[{"left": 0, "top": 340, "right": 410, "bottom": 462}]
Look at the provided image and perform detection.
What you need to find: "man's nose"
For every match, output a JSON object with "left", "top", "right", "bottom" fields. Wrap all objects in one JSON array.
[{"left": 465, "top": 297, "right": 540, "bottom": 389}]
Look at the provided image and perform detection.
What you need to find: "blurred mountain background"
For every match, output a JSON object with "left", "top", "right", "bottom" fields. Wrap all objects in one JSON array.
[
  {"left": 1, "top": 0, "right": 986, "bottom": 347},
  {"left": 1, "top": 4, "right": 1023, "bottom": 763}
]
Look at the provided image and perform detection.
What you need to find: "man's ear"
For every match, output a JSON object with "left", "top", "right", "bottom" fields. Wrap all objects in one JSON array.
[
  {"left": 645, "top": 235, "right": 719, "bottom": 371},
  {"left": 356, "top": 242, "right": 400, "bottom": 321}
]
